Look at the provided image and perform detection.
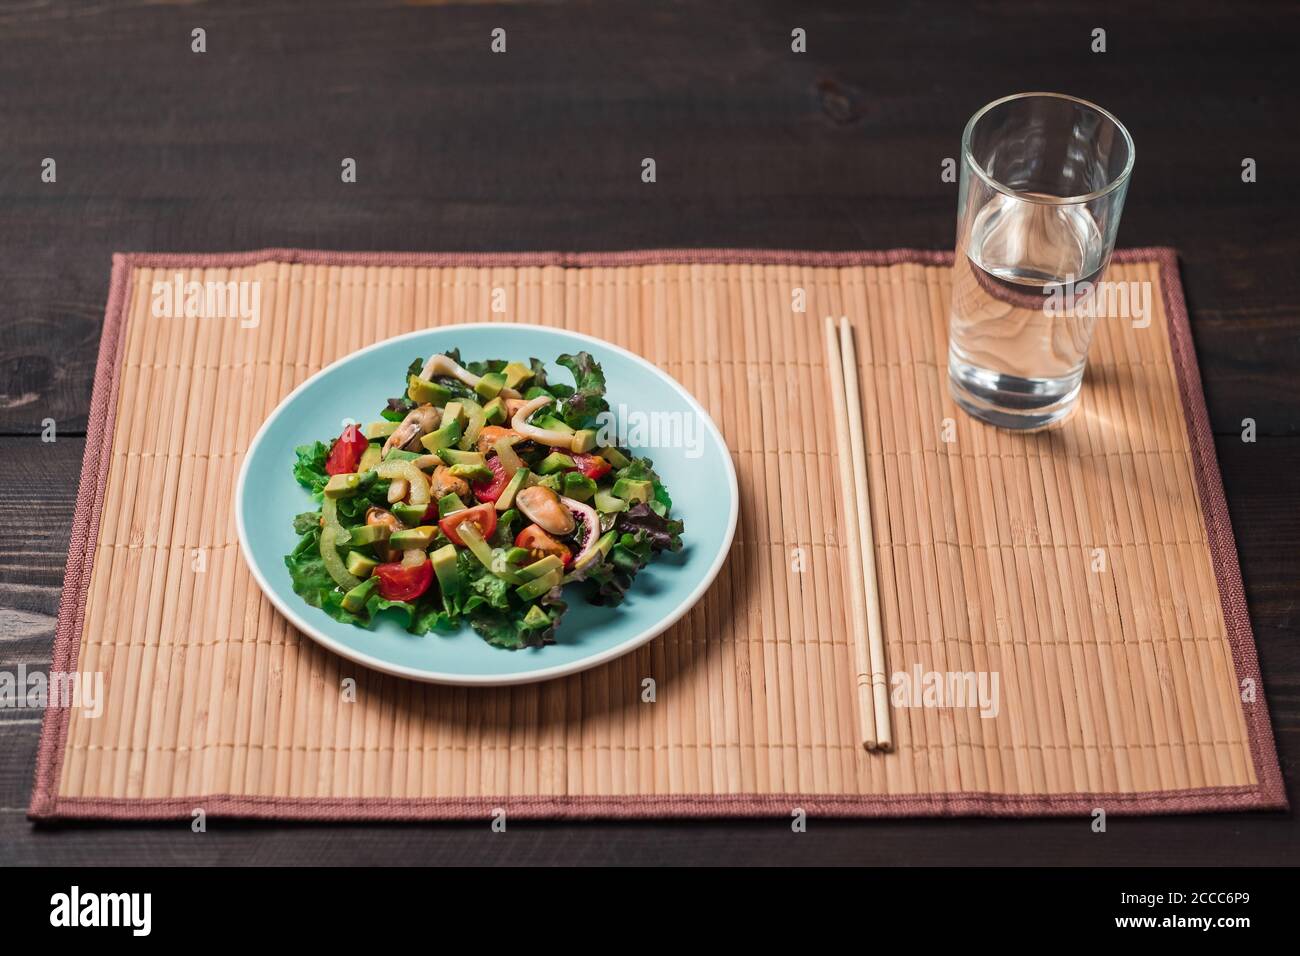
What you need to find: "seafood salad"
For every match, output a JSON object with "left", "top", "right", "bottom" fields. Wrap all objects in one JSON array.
[{"left": 285, "top": 349, "right": 684, "bottom": 649}]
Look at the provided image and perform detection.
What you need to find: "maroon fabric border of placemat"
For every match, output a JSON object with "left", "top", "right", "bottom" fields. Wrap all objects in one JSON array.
[{"left": 28, "top": 247, "right": 1288, "bottom": 822}]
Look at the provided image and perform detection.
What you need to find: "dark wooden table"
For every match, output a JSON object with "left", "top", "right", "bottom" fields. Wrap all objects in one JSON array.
[{"left": 2, "top": 0, "right": 1296, "bottom": 865}]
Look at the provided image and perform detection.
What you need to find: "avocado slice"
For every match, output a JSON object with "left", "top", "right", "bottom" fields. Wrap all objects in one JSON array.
[
  {"left": 474, "top": 371, "right": 507, "bottom": 401},
  {"left": 323, "top": 473, "right": 362, "bottom": 498},
  {"left": 441, "top": 401, "right": 466, "bottom": 429},
  {"left": 358, "top": 443, "right": 382, "bottom": 473},
  {"left": 573, "top": 530, "right": 617, "bottom": 571},
  {"left": 520, "top": 604, "right": 550, "bottom": 629},
  {"left": 494, "top": 466, "right": 529, "bottom": 512},
  {"left": 594, "top": 529, "right": 617, "bottom": 559},
  {"left": 515, "top": 568, "right": 562, "bottom": 601},
  {"left": 503, "top": 362, "right": 534, "bottom": 391},
  {"left": 599, "top": 446, "right": 632, "bottom": 469},
  {"left": 384, "top": 448, "right": 423, "bottom": 462},
  {"left": 345, "top": 550, "right": 378, "bottom": 578},
  {"left": 482, "top": 396, "right": 507, "bottom": 426},
  {"left": 408, "top": 375, "right": 452, "bottom": 406},
  {"left": 534, "top": 414, "right": 574, "bottom": 435},
  {"left": 420, "top": 418, "right": 462, "bottom": 453},
  {"left": 389, "top": 525, "right": 437, "bottom": 550},
  {"left": 570, "top": 428, "right": 597, "bottom": 453},
  {"left": 537, "top": 451, "right": 576, "bottom": 475},
  {"left": 612, "top": 477, "right": 654, "bottom": 504},
  {"left": 345, "top": 524, "right": 390, "bottom": 549},
  {"left": 429, "top": 544, "right": 461, "bottom": 596},
  {"left": 529, "top": 472, "right": 562, "bottom": 492},
  {"left": 449, "top": 462, "right": 493, "bottom": 482},
  {"left": 437, "top": 448, "right": 487, "bottom": 468},
  {"left": 364, "top": 420, "right": 399, "bottom": 440},
  {"left": 503, "top": 546, "right": 532, "bottom": 565},
  {"left": 562, "top": 471, "right": 597, "bottom": 502},
  {"left": 341, "top": 577, "right": 378, "bottom": 613},
  {"left": 392, "top": 501, "right": 427, "bottom": 526},
  {"left": 594, "top": 490, "right": 627, "bottom": 514},
  {"left": 437, "top": 493, "right": 467, "bottom": 517},
  {"left": 517, "top": 554, "right": 563, "bottom": 581}
]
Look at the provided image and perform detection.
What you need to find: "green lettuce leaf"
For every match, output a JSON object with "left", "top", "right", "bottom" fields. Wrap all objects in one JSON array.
[
  {"left": 364, "top": 595, "right": 415, "bottom": 629},
  {"left": 528, "top": 357, "right": 551, "bottom": 390},
  {"left": 617, "top": 502, "right": 684, "bottom": 553},
  {"left": 555, "top": 351, "right": 609, "bottom": 428},
  {"left": 377, "top": 356, "right": 431, "bottom": 420},
  {"left": 467, "top": 566, "right": 512, "bottom": 611},
  {"left": 580, "top": 530, "right": 654, "bottom": 607},
  {"left": 469, "top": 613, "right": 532, "bottom": 649},
  {"left": 381, "top": 396, "right": 414, "bottom": 422},
  {"left": 490, "top": 508, "right": 519, "bottom": 548},
  {"left": 410, "top": 598, "right": 458, "bottom": 634},
  {"left": 441, "top": 550, "right": 491, "bottom": 618},
  {"left": 465, "top": 357, "right": 508, "bottom": 377},
  {"left": 364, "top": 593, "right": 459, "bottom": 635},
  {"left": 293, "top": 510, "right": 321, "bottom": 535},
  {"left": 335, "top": 479, "right": 392, "bottom": 525},
  {"left": 285, "top": 524, "right": 335, "bottom": 602},
  {"left": 292, "top": 441, "right": 331, "bottom": 497},
  {"left": 469, "top": 595, "right": 564, "bottom": 649}
]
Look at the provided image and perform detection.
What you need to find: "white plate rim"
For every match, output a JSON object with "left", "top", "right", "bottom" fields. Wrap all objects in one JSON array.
[{"left": 235, "top": 322, "right": 739, "bottom": 686}]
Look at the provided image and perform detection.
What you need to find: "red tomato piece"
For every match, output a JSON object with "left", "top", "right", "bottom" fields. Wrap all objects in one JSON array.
[
  {"left": 325, "top": 424, "right": 367, "bottom": 475},
  {"left": 472, "top": 456, "right": 509, "bottom": 503},
  {"left": 571, "top": 452, "right": 612, "bottom": 481},
  {"left": 373, "top": 560, "right": 433, "bottom": 602},
  {"left": 439, "top": 503, "right": 498, "bottom": 547},
  {"left": 515, "top": 525, "right": 573, "bottom": 568}
]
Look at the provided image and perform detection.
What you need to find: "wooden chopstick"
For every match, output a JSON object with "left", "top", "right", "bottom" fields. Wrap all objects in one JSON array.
[
  {"left": 823, "top": 315, "right": 879, "bottom": 750},
  {"left": 839, "top": 317, "right": 892, "bottom": 751}
]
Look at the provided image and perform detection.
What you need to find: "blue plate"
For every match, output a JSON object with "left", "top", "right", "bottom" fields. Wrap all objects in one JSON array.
[{"left": 236, "top": 324, "right": 738, "bottom": 685}]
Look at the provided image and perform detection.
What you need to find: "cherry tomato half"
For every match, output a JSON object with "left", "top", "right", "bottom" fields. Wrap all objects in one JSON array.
[
  {"left": 439, "top": 503, "right": 498, "bottom": 547},
  {"left": 571, "top": 452, "right": 612, "bottom": 481},
  {"left": 515, "top": 525, "right": 573, "bottom": 568},
  {"left": 373, "top": 559, "right": 434, "bottom": 602},
  {"left": 325, "top": 424, "right": 367, "bottom": 476},
  {"left": 471, "top": 456, "right": 509, "bottom": 504}
]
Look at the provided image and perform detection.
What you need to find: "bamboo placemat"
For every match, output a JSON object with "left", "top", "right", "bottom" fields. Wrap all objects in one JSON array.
[{"left": 30, "top": 248, "right": 1285, "bottom": 821}]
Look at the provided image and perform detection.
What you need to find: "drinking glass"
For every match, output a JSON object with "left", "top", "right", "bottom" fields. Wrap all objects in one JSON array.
[{"left": 947, "top": 92, "right": 1135, "bottom": 429}]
